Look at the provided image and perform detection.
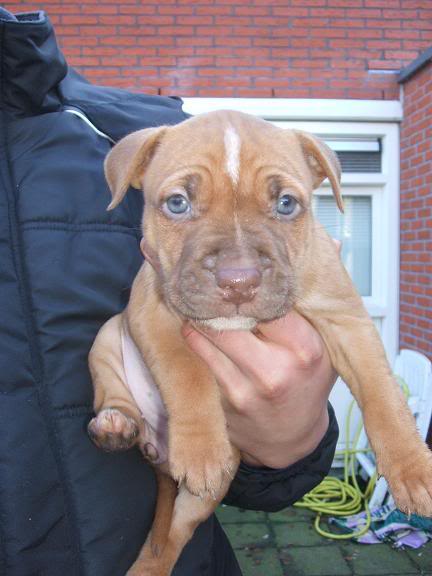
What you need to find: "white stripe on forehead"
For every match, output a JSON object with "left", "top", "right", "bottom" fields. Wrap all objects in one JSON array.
[{"left": 224, "top": 124, "right": 241, "bottom": 186}]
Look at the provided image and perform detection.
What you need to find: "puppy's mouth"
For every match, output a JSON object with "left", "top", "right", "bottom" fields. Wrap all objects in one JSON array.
[
  {"left": 165, "top": 288, "right": 293, "bottom": 331},
  {"left": 162, "top": 259, "right": 295, "bottom": 329}
]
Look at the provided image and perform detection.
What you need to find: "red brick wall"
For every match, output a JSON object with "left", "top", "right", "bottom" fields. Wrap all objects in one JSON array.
[
  {"left": 399, "top": 61, "right": 432, "bottom": 360},
  {"left": 3, "top": 0, "right": 432, "bottom": 99}
]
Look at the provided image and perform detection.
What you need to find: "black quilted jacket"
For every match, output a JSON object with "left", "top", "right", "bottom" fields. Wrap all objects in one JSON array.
[{"left": 0, "top": 9, "right": 335, "bottom": 576}]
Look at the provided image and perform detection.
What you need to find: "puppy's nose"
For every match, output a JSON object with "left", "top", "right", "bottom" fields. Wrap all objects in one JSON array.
[{"left": 216, "top": 267, "right": 262, "bottom": 304}]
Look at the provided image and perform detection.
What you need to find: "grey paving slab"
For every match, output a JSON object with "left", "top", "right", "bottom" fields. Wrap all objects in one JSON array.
[
  {"left": 236, "top": 547, "right": 284, "bottom": 576},
  {"left": 216, "top": 504, "right": 266, "bottom": 524},
  {"left": 223, "top": 522, "right": 272, "bottom": 550},
  {"left": 269, "top": 506, "right": 316, "bottom": 524},
  {"left": 279, "top": 545, "right": 352, "bottom": 576},
  {"left": 274, "top": 521, "right": 332, "bottom": 547},
  {"left": 340, "top": 542, "right": 418, "bottom": 575},
  {"left": 407, "top": 546, "right": 432, "bottom": 573}
]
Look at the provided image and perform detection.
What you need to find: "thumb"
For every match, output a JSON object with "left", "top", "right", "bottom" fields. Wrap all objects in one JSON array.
[{"left": 182, "top": 323, "right": 239, "bottom": 397}]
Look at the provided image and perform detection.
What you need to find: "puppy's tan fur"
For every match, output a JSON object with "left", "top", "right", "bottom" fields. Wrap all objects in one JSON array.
[{"left": 88, "top": 111, "right": 432, "bottom": 576}]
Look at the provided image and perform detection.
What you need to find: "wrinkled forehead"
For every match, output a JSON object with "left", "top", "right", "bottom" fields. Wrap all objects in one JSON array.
[{"left": 147, "top": 111, "right": 308, "bottom": 189}]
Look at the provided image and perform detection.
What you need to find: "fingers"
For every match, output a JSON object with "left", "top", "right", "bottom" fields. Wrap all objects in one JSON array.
[
  {"left": 189, "top": 312, "right": 325, "bottom": 371},
  {"left": 257, "top": 310, "right": 325, "bottom": 366},
  {"left": 182, "top": 326, "right": 247, "bottom": 398},
  {"left": 182, "top": 312, "right": 333, "bottom": 409},
  {"left": 183, "top": 324, "right": 293, "bottom": 408},
  {"left": 183, "top": 323, "right": 299, "bottom": 406},
  {"left": 183, "top": 312, "right": 326, "bottom": 388},
  {"left": 184, "top": 322, "right": 274, "bottom": 379}
]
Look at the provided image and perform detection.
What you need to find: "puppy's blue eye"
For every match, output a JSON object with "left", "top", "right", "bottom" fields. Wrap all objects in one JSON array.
[
  {"left": 276, "top": 194, "right": 298, "bottom": 216},
  {"left": 165, "top": 194, "right": 190, "bottom": 215}
]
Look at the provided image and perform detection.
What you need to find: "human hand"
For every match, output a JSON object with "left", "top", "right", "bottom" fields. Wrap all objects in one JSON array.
[{"left": 182, "top": 311, "right": 337, "bottom": 469}]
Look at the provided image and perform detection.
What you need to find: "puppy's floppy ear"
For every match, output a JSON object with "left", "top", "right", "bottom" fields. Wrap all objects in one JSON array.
[
  {"left": 105, "top": 126, "right": 167, "bottom": 210},
  {"left": 295, "top": 130, "right": 344, "bottom": 213}
]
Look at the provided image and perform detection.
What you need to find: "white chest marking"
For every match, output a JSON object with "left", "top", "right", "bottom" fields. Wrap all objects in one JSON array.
[
  {"left": 200, "top": 316, "right": 257, "bottom": 331},
  {"left": 224, "top": 125, "right": 241, "bottom": 186}
]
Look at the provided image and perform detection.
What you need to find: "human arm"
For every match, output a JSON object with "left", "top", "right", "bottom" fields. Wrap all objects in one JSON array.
[
  {"left": 182, "top": 311, "right": 336, "bottom": 468},
  {"left": 181, "top": 311, "right": 339, "bottom": 511}
]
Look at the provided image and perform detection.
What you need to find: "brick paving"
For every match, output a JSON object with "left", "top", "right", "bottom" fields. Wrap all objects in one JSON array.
[{"left": 217, "top": 505, "right": 432, "bottom": 576}]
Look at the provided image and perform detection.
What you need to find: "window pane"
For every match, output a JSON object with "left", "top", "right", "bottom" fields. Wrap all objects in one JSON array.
[{"left": 313, "top": 196, "right": 372, "bottom": 296}]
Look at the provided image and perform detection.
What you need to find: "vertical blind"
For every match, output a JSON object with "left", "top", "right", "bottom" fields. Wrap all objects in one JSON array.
[{"left": 313, "top": 196, "right": 372, "bottom": 296}]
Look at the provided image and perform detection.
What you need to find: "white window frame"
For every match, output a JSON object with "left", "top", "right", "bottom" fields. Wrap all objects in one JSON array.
[{"left": 286, "top": 120, "right": 400, "bottom": 364}]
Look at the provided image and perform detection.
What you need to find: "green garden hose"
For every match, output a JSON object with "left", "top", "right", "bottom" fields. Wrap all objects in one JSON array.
[{"left": 294, "top": 377, "right": 409, "bottom": 540}]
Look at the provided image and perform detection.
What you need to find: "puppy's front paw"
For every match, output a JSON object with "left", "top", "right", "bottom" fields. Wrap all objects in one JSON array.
[
  {"left": 88, "top": 408, "right": 139, "bottom": 452},
  {"left": 169, "top": 427, "right": 236, "bottom": 497},
  {"left": 383, "top": 447, "right": 432, "bottom": 517}
]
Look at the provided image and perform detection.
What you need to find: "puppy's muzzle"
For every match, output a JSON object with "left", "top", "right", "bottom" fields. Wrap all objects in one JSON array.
[{"left": 168, "top": 228, "right": 293, "bottom": 322}]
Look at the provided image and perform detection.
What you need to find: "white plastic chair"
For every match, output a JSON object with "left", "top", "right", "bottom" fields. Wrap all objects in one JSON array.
[{"left": 355, "top": 349, "right": 432, "bottom": 509}]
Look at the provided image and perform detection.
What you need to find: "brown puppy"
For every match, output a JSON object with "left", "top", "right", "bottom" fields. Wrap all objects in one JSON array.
[{"left": 88, "top": 110, "right": 432, "bottom": 575}]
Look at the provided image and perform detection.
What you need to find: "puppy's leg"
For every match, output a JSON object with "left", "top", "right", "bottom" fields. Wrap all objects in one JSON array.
[
  {"left": 127, "top": 450, "right": 240, "bottom": 576},
  {"left": 150, "top": 470, "right": 177, "bottom": 558},
  {"left": 127, "top": 489, "right": 216, "bottom": 576},
  {"left": 127, "top": 266, "right": 237, "bottom": 498},
  {"left": 296, "top": 228, "right": 432, "bottom": 516},
  {"left": 88, "top": 314, "right": 144, "bottom": 451}
]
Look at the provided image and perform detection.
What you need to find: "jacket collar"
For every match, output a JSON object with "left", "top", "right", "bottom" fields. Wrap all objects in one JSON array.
[{"left": 0, "top": 11, "right": 67, "bottom": 117}]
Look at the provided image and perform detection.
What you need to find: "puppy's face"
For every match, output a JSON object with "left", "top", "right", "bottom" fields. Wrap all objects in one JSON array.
[{"left": 105, "top": 111, "right": 342, "bottom": 329}]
